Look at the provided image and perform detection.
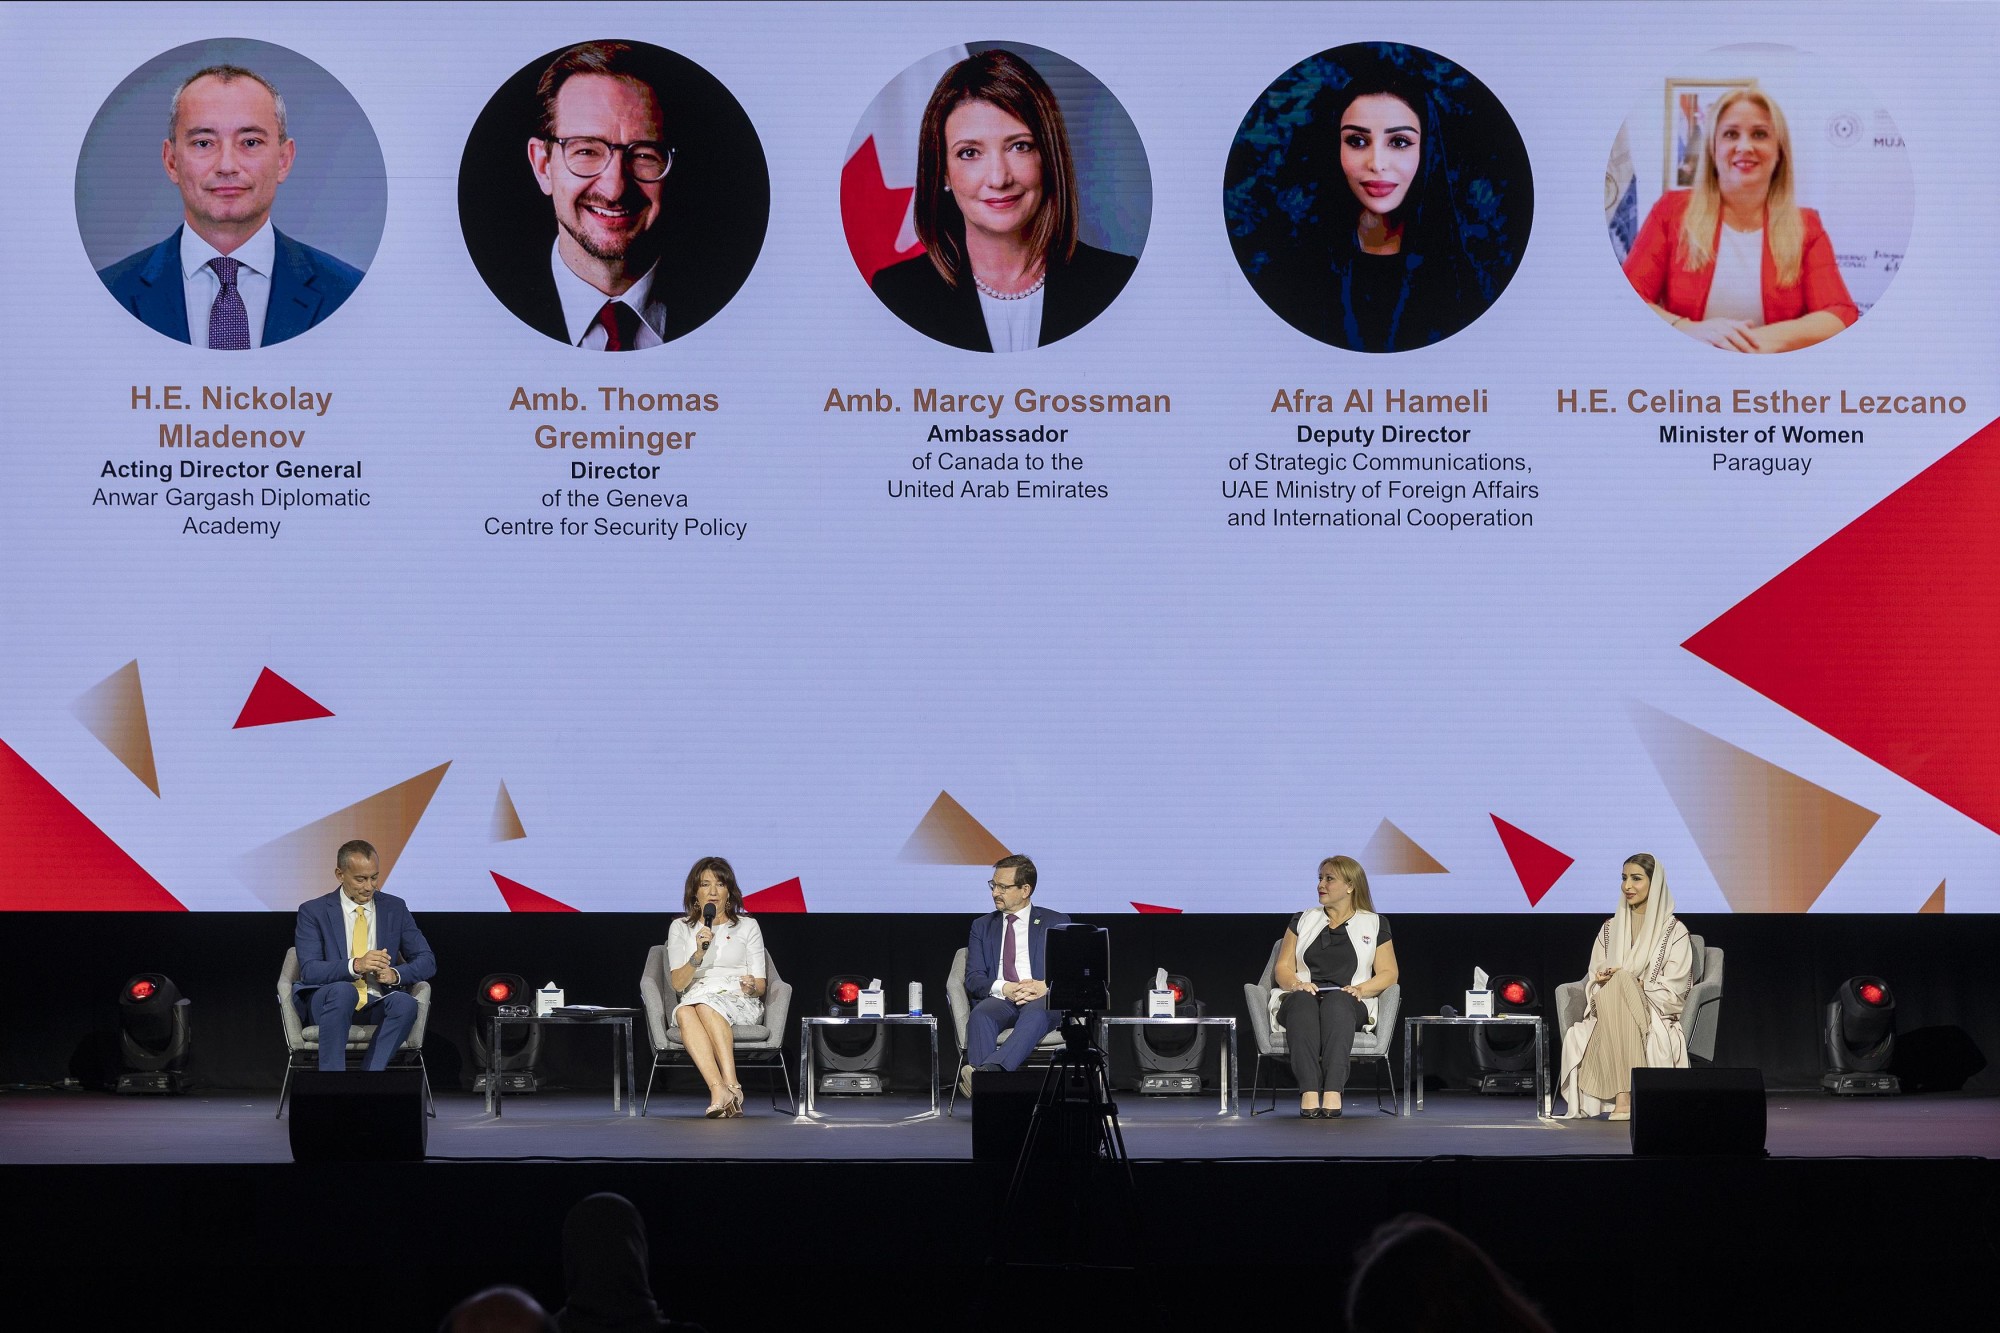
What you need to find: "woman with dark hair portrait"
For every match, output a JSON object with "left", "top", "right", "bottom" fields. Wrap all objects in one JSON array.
[
  {"left": 1623, "top": 87, "right": 1857, "bottom": 352},
  {"left": 1558, "top": 854, "right": 1694, "bottom": 1121},
  {"left": 664, "top": 856, "right": 766, "bottom": 1118},
  {"left": 869, "top": 49, "right": 1138, "bottom": 352},
  {"left": 1228, "top": 44, "right": 1530, "bottom": 352}
]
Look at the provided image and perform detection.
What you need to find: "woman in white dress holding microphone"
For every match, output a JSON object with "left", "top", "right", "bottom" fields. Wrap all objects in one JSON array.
[{"left": 666, "top": 856, "right": 767, "bottom": 1118}]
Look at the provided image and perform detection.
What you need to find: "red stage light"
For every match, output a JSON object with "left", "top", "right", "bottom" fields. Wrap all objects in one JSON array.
[
  {"left": 128, "top": 979, "right": 156, "bottom": 1001},
  {"left": 1501, "top": 981, "right": 1529, "bottom": 1006},
  {"left": 836, "top": 981, "right": 860, "bottom": 1004},
  {"left": 1168, "top": 982, "right": 1185, "bottom": 1002},
  {"left": 486, "top": 981, "right": 513, "bottom": 1003},
  {"left": 1859, "top": 983, "right": 1886, "bottom": 1006}
]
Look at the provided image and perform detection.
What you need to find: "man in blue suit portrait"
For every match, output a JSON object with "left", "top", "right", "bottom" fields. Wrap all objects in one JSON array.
[
  {"left": 960, "top": 853, "right": 1070, "bottom": 1095},
  {"left": 293, "top": 839, "right": 435, "bottom": 1071},
  {"left": 96, "top": 63, "right": 362, "bottom": 348}
]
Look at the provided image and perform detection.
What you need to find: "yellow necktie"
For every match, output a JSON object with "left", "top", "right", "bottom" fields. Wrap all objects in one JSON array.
[{"left": 351, "top": 903, "right": 369, "bottom": 1010}]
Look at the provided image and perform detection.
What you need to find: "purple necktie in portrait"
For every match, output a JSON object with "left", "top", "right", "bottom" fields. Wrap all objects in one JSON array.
[{"left": 206, "top": 256, "right": 250, "bottom": 350}]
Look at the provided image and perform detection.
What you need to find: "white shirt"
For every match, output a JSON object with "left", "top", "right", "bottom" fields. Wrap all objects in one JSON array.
[
  {"left": 667, "top": 914, "right": 767, "bottom": 985},
  {"left": 550, "top": 241, "right": 668, "bottom": 350},
  {"left": 180, "top": 220, "right": 275, "bottom": 348},
  {"left": 339, "top": 892, "right": 385, "bottom": 1000},
  {"left": 988, "top": 910, "right": 1038, "bottom": 998},
  {"left": 1706, "top": 224, "right": 1764, "bottom": 325},
  {"left": 977, "top": 285, "right": 1044, "bottom": 353}
]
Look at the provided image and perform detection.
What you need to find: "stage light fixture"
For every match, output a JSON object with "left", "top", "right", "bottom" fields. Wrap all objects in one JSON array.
[
  {"left": 1822, "top": 975, "right": 1900, "bottom": 1096},
  {"left": 470, "top": 972, "right": 542, "bottom": 1094},
  {"left": 826, "top": 975, "right": 869, "bottom": 1015},
  {"left": 1469, "top": 974, "right": 1539, "bottom": 1095},
  {"left": 1132, "top": 972, "right": 1207, "bottom": 1095},
  {"left": 116, "top": 972, "right": 190, "bottom": 1094},
  {"left": 814, "top": 975, "right": 886, "bottom": 1095}
]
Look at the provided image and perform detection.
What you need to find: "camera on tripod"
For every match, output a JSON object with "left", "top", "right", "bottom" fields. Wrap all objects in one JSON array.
[{"left": 1006, "top": 924, "right": 1127, "bottom": 1168}]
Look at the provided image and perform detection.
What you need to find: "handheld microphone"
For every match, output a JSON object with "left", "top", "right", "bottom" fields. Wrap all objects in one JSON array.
[{"left": 701, "top": 902, "right": 716, "bottom": 943}]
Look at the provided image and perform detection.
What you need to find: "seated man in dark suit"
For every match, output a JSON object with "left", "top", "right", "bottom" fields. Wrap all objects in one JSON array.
[
  {"left": 96, "top": 63, "right": 362, "bottom": 348},
  {"left": 293, "top": 838, "right": 435, "bottom": 1070},
  {"left": 960, "top": 853, "right": 1070, "bottom": 1095}
]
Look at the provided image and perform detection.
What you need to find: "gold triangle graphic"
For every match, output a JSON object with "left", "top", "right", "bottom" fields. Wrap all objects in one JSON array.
[
  {"left": 1361, "top": 818, "right": 1449, "bottom": 875},
  {"left": 1920, "top": 880, "right": 1945, "bottom": 914},
  {"left": 72, "top": 660, "right": 160, "bottom": 795},
  {"left": 237, "top": 762, "right": 451, "bottom": 910},
  {"left": 492, "top": 780, "right": 526, "bottom": 841},
  {"left": 1632, "top": 703, "right": 1877, "bottom": 913},
  {"left": 898, "top": 790, "right": 1011, "bottom": 865}
]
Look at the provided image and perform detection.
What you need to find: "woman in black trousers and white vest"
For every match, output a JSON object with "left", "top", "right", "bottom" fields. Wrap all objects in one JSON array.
[{"left": 1273, "top": 856, "right": 1399, "bottom": 1117}]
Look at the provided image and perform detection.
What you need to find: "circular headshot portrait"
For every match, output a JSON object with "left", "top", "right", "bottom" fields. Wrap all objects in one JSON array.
[
  {"left": 77, "top": 39, "right": 386, "bottom": 350},
  {"left": 1225, "top": 42, "right": 1532, "bottom": 353},
  {"left": 459, "top": 40, "right": 769, "bottom": 351},
  {"left": 842, "top": 42, "right": 1151, "bottom": 353},
  {"left": 1605, "top": 44, "right": 1909, "bottom": 353}
]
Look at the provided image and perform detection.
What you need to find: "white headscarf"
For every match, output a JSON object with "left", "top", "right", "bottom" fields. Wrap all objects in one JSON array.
[{"left": 1606, "top": 857, "right": 1676, "bottom": 977}]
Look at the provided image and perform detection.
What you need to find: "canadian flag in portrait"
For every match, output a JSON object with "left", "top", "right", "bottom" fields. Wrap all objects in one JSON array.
[{"left": 841, "top": 45, "right": 969, "bottom": 283}]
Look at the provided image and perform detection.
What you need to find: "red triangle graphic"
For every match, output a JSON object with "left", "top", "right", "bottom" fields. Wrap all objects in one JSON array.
[
  {"left": 233, "top": 668, "right": 334, "bottom": 729},
  {"left": 840, "top": 136, "right": 923, "bottom": 285},
  {"left": 743, "top": 876, "right": 807, "bottom": 913},
  {"left": 490, "top": 872, "right": 577, "bottom": 913},
  {"left": 1684, "top": 416, "right": 2000, "bottom": 834},
  {"left": 1130, "top": 901, "right": 1183, "bottom": 914},
  {"left": 1490, "top": 815, "right": 1573, "bottom": 906},
  {"left": 0, "top": 740, "right": 185, "bottom": 910}
]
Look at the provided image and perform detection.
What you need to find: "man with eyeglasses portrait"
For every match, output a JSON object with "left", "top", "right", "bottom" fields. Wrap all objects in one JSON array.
[
  {"left": 958, "top": 854, "right": 1071, "bottom": 1096},
  {"left": 511, "top": 42, "right": 684, "bottom": 350},
  {"left": 97, "top": 63, "right": 363, "bottom": 349}
]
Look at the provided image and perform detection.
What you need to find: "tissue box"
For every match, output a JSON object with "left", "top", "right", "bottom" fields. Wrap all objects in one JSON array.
[
  {"left": 1465, "top": 989, "right": 1494, "bottom": 1018},
  {"left": 857, "top": 987, "right": 885, "bottom": 1018},
  {"left": 1146, "top": 989, "right": 1176, "bottom": 1019},
  {"left": 535, "top": 984, "right": 564, "bottom": 1017}
]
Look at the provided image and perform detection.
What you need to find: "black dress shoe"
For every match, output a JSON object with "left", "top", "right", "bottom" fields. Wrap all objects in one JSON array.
[
  {"left": 1300, "top": 1106, "right": 1324, "bottom": 1118},
  {"left": 1321, "top": 1106, "right": 1343, "bottom": 1118}
]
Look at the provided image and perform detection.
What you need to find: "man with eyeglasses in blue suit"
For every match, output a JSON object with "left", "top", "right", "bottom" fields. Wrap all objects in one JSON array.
[{"left": 960, "top": 854, "right": 1070, "bottom": 1096}]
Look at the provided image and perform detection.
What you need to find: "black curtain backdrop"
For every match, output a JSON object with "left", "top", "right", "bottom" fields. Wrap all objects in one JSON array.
[{"left": 2, "top": 912, "right": 1991, "bottom": 1095}]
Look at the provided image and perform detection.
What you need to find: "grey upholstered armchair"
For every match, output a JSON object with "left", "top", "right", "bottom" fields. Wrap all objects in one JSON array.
[
  {"left": 275, "top": 946, "right": 433, "bottom": 1118},
  {"left": 1554, "top": 934, "right": 1725, "bottom": 1063},
  {"left": 638, "top": 942, "right": 795, "bottom": 1114},
  {"left": 944, "top": 946, "right": 1064, "bottom": 1115},
  {"left": 1243, "top": 939, "right": 1401, "bottom": 1114}
]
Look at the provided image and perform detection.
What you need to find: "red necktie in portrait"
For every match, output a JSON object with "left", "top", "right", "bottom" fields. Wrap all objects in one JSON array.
[{"left": 596, "top": 301, "right": 642, "bottom": 351}]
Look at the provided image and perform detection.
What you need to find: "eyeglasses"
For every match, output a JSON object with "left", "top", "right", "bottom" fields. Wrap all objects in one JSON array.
[
  {"left": 987, "top": 880, "right": 1022, "bottom": 892},
  {"left": 546, "top": 136, "right": 673, "bottom": 182}
]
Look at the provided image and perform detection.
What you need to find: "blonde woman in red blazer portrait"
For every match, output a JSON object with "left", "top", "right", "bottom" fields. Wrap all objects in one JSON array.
[{"left": 1623, "top": 88, "right": 1857, "bottom": 352}]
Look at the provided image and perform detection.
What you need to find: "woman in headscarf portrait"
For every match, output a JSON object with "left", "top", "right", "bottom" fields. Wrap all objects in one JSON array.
[
  {"left": 1225, "top": 42, "right": 1532, "bottom": 352},
  {"left": 1557, "top": 853, "right": 1695, "bottom": 1120}
]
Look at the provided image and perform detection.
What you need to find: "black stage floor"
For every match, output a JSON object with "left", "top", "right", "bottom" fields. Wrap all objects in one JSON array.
[
  {"left": 4, "top": 1090, "right": 1995, "bottom": 1332},
  {"left": 3, "top": 1087, "right": 1995, "bottom": 1162}
]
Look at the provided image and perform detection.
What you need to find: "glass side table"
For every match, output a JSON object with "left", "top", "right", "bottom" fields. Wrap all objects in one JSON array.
[
  {"left": 1095, "top": 1015, "right": 1239, "bottom": 1116},
  {"left": 486, "top": 1012, "right": 638, "bottom": 1117},
  {"left": 797, "top": 1014, "right": 939, "bottom": 1120},
  {"left": 1400, "top": 1014, "right": 1550, "bottom": 1119}
]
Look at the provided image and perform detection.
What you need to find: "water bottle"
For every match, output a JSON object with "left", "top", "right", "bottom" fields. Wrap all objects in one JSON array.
[{"left": 908, "top": 981, "right": 923, "bottom": 1016}]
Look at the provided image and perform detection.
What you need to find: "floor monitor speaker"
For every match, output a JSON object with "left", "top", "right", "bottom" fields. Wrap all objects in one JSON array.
[
  {"left": 287, "top": 1069, "right": 428, "bottom": 1162},
  {"left": 970, "top": 1068, "right": 1045, "bottom": 1162},
  {"left": 1630, "top": 1066, "right": 1766, "bottom": 1156}
]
